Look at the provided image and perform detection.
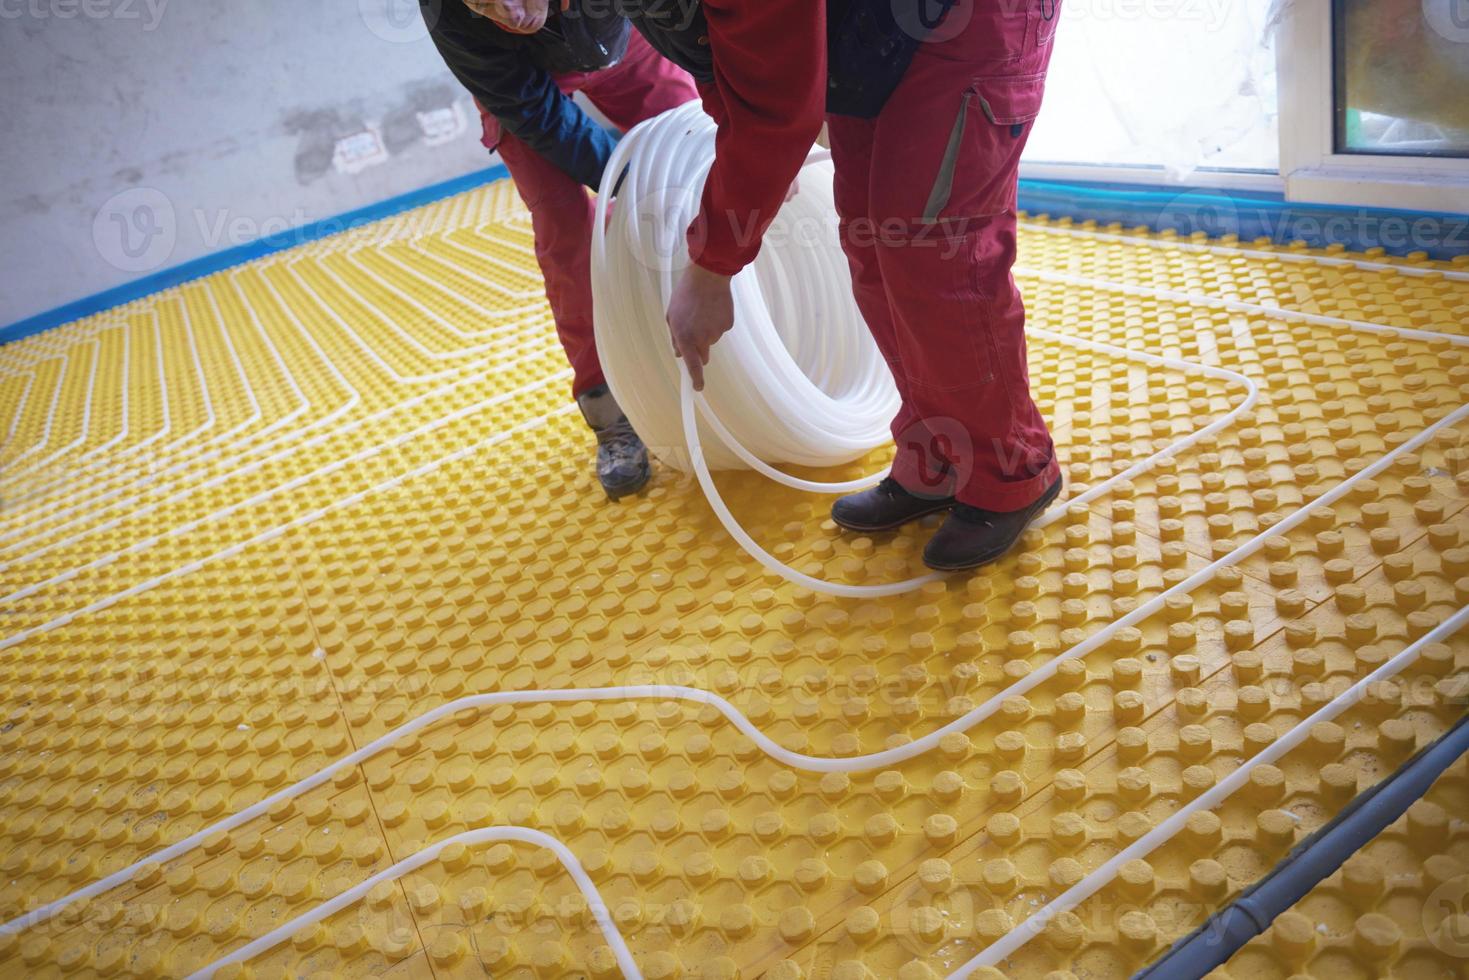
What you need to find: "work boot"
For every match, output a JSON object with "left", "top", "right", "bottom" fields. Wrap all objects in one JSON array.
[
  {"left": 576, "top": 385, "right": 651, "bottom": 501},
  {"left": 831, "top": 476, "right": 955, "bottom": 532},
  {"left": 922, "top": 475, "right": 1063, "bottom": 571}
]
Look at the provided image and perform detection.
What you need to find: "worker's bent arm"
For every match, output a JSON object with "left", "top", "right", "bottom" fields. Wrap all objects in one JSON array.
[
  {"left": 686, "top": 0, "right": 826, "bottom": 276},
  {"left": 427, "top": 2, "right": 616, "bottom": 190}
]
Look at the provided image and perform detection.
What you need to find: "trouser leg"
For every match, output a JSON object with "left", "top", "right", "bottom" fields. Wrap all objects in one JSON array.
[
  {"left": 855, "top": 0, "right": 1062, "bottom": 510},
  {"left": 494, "top": 129, "right": 605, "bottom": 398},
  {"left": 828, "top": 113, "right": 956, "bottom": 498}
]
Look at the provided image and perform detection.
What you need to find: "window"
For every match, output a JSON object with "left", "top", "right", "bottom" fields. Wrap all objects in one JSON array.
[
  {"left": 1278, "top": 0, "right": 1469, "bottom": 211},
  {"left": 1020, "top": 0, "right": 1469, "bottom": 211},
  {"left": 1333, "top": 0, "right": 1469, "bottom": 158}
]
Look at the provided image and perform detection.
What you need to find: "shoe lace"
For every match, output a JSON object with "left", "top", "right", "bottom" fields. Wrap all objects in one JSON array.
[
  {"left": 596, "top": 418, "right": 643, "bottom": 462},
  {"left": 876, "top": 476, "right": 906, "bottom": 498},
  {"left": 951, "top": 503, "right": 995, "bottom": 528}
]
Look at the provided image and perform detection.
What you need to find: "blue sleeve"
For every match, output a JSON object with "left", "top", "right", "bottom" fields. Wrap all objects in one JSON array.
[{"left": 426, "top": 4, "right": 616, "bottom": 190}]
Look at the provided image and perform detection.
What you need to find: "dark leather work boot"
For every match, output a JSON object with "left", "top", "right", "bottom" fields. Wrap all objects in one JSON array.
[
  {"left": 922, "top": 475, "right": 1063, "bottom": 571},
  {"left": 831, "top": 476, "right": 955, "bottom": 532},
  {"left": 576, "top": 385, "right": 651, "bottom": 501}
]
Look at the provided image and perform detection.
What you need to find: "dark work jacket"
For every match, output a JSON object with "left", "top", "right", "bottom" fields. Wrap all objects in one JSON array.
[
  {"left": 626, "top": 0, "right": 959, "bottom": 117},
  {"left": 624, "top": 0, "right": 958, "bottom": 115},
  {"left": 827, "top": 0, "right": 961, "bottom": 117},
  {"left": 425, "top": 0, "right": 949, "bottom": 195},
  {"left": 622, "top": 0, "right": 713, "bottom": 84},
  {"left": 423, "top": 0, "right": 630, "bottom": 190}
]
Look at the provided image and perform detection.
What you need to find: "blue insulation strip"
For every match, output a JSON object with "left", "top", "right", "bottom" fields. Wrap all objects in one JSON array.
[{"left": 1018, "top": 178, "right": 1469, "bottom": 261}]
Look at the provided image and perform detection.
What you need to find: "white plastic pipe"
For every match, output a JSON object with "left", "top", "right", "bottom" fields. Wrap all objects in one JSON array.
[
  {"left": 186, "top": 826, "right": 639, "bottom": 980},
  {"left": 16, "top": 393, "right": 1453, "bottom": 957},
  {"left": 1018, "top": 266, "right": 1469, "bottom": 349},
  {"left": 181, "top": 598, "right": 1469, "bottom": 980},
  {"left": 170, "top": 400, "right": 1467, "bottom": 979}
]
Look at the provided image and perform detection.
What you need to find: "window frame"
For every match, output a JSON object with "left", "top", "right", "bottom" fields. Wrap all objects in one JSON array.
[{"left": 1277, "top": 0, "right": 1469, "bottom": 212}]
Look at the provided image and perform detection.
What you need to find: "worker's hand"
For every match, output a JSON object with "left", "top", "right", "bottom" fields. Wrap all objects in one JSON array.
[
  {"left": 666, "top": 262, "right": 734, "bottom": 392},
  {"left": 464, "top": 0, "right": 564, "bottom": 34}
]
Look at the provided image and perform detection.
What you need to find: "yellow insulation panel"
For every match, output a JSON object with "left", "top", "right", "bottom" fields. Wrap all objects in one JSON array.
[{"left": 0, "top": 180, "right": 1465, "bottom": 978}]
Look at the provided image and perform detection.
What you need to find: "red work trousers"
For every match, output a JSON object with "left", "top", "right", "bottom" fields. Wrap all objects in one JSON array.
[
  {"left": 827, "top": 0, "right": 1063, "bottom": 510},
  {"left": 477, "top": 32, "right": 697, "bottom": 398}
]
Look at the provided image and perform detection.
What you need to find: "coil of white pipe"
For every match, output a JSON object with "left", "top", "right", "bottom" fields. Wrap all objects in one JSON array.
[
  {"left": 592, "top": 102, "right": 948, "bottom": 597},
  {"left": 592, "top": 101, "right": 898, "bottom": 474}
]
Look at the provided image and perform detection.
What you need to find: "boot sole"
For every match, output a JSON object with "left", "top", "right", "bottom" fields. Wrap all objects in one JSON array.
[
  {"left": 831, "top": 499, "right": 954, "bottom": 534},
  {"left": 922, "top": 478, "right": 1064, "bottom": 572}
]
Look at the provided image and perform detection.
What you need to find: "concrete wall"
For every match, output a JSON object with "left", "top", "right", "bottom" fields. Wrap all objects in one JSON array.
[{"left": 0, "top": 0, "right": 493, "bottom": 326}]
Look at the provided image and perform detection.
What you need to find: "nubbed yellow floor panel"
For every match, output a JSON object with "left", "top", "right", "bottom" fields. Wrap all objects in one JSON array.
[
  {"left": 1217, "top": 748, "right": 1469, "bottom": 980},
  {"left": 0, "top": 178, "right": 1466, "bottom": 979}
]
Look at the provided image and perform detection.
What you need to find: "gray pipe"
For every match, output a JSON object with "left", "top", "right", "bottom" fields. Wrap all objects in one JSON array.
[{"left": 1135, "top": 711, "right": 1469, "bottom": 979}]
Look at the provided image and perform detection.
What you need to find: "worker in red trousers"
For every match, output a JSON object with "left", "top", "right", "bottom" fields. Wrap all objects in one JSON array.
[
  {"left": 425, "top": 0, "right": 697, "bottom": 499},
  {"left": 656, "top": 0, "right": 1064, "bottom": 571},
  {"left": 821, "top": 0, "right": 1065, "bottom": 570}
]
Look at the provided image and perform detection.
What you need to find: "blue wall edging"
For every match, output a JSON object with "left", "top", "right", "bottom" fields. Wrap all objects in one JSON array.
[
  {"left": 1017, "top": 178, "right": 1469, "bottom": 261},
  {"left": 0, "top": 163, "right": 510, "bottom": 347},
  {"left": 8, "top": 169, "right": 1467, "bottom": 347}
]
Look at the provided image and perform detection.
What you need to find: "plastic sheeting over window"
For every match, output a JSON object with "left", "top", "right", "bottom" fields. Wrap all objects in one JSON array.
[{"left": 1023, "top": 0, "right": 1281, "bottom": 177}]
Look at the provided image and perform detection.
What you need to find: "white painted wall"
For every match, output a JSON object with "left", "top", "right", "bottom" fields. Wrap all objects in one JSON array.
[{"left": 0, "top": 0, "right": 493, "bottom": 326}]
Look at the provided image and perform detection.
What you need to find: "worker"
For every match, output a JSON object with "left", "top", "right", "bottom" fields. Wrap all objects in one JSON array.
[
  {"left": 646, "top": 0, "right": 1063, "bottom": 571},
  {"left": 423, "top": 0, "right": 697, "bottom": 500},
  {"left": 820, "top": 0, "right": 1065, "bottom": 570},
  {"left": 461, "top": 0, "right": 824, "bottom": 475}
]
